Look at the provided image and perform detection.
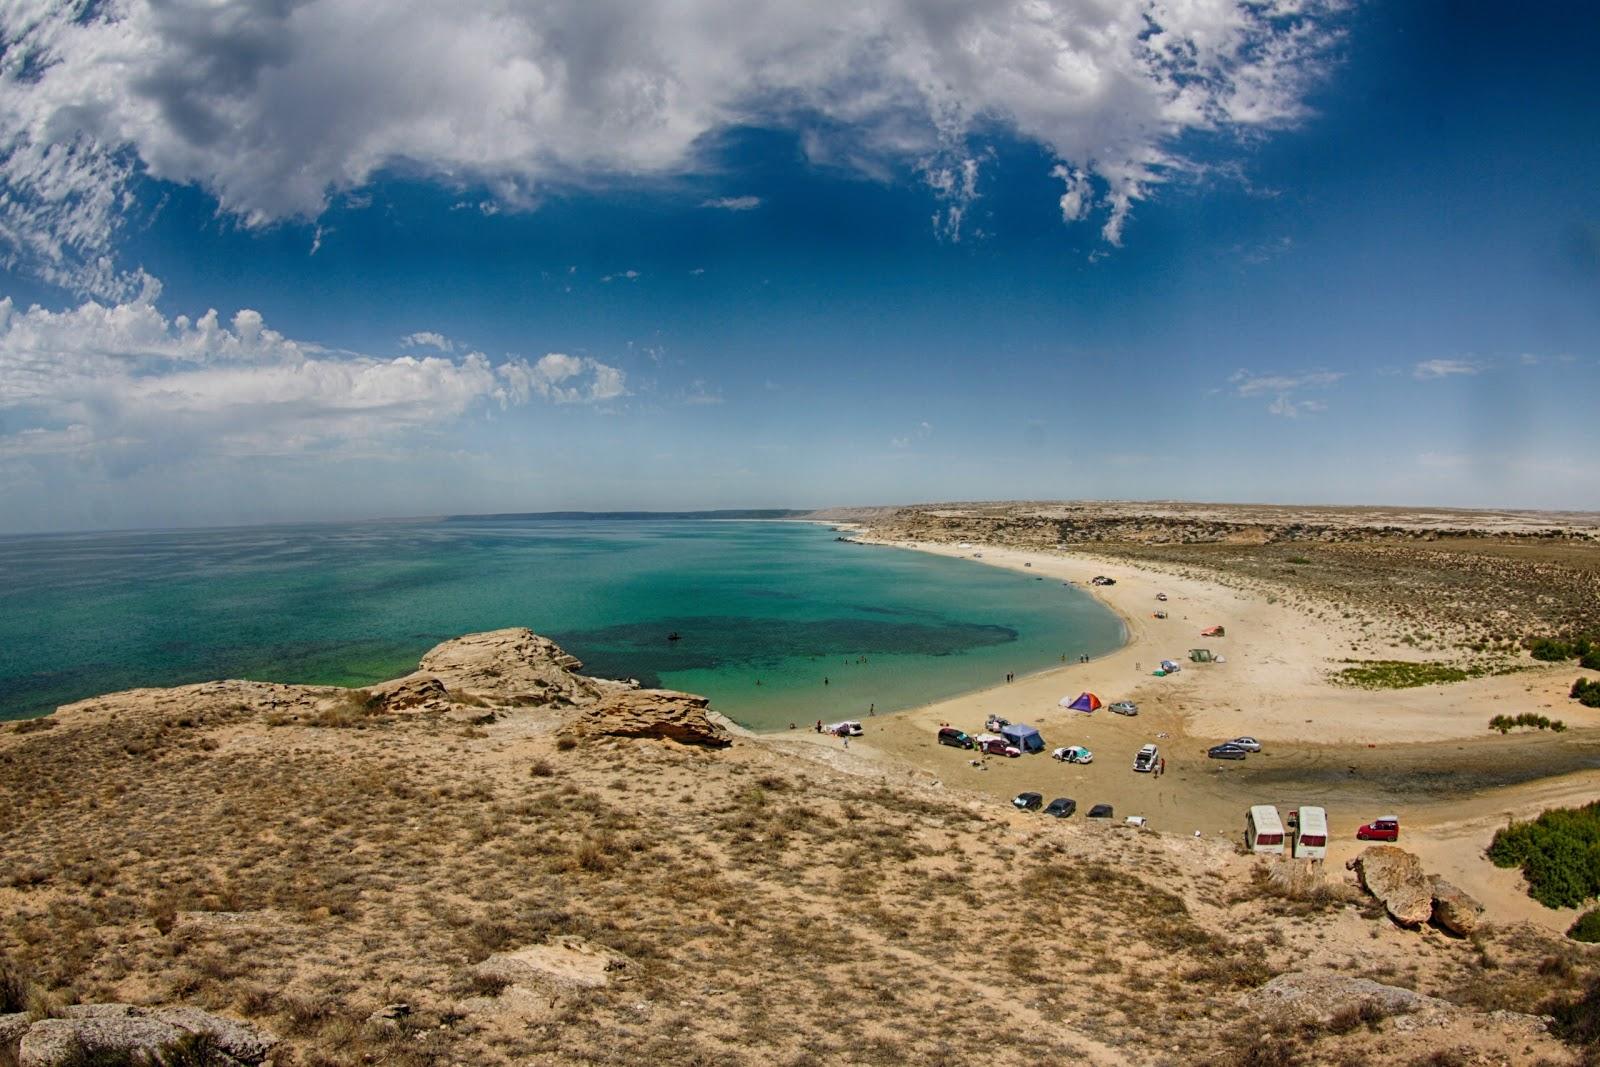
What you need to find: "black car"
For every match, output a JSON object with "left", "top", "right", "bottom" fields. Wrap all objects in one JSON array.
[
  {"left": 1044, "top": 797, "right": 1077, "bottom": 818},
  {"left": 1012, "top": 791, "right": 1043, "bottom": 811},
  {"left": 1087, "top": 803, "right": 1114, "bottom": 820},
  {"left": 937, "top": 727, "right": 973, "bottom": 749},
  {"left": 1207, "top": 743, "right": 1248, "bottom": 760}
]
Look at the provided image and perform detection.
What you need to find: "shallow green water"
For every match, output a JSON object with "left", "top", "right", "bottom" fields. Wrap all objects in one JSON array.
[{"left": 0, "top": 519, "right": 1124, "bottom": 729}]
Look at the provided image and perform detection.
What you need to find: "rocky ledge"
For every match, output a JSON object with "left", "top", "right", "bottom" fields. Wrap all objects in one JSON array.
[
  {"left": 5, "top": 1004, "right": 276, "bottom": 1067},
  {"left": 34, "top": 628, "right": 732, "bottom": 749}
]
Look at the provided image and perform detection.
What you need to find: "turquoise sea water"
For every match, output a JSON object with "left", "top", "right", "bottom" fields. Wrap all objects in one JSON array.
[{"left": 0, "top": 519, "right": 1124, "bottom": 729}]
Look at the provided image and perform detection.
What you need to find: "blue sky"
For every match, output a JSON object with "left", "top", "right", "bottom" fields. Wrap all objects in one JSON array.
[{"left": 0, "top": 0, "right": 1596, "bottom": 532}]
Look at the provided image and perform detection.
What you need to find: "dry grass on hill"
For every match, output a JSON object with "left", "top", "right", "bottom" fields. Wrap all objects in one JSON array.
[{"left": 1, "top": 683, "right": 1594, "bottom": 1067}]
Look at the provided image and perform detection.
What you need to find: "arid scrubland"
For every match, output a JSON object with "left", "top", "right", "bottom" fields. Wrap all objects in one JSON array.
[
  {"left": 3, "top": 630, "right": 1598, "bottom": 1065},
  {"left": 836, "top": 501, "right": 1600, "bottom": 653}
]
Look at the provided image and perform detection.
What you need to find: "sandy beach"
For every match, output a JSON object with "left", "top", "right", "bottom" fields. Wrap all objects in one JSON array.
[{"left": 803, "top": 531, "right": 1600, "bottom": 933}]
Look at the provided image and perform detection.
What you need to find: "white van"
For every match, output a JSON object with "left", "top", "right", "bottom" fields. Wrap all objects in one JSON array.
[
  {"left": 1292, "top": 806, "right": 1328, "bottom": 859},
  {"left": 1246, "top": 805, "right": 1286, "bottom": 855}
]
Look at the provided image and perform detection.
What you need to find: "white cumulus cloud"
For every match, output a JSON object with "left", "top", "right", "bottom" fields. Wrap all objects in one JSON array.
[
  {"left": 0, "top": 291, "right": 626, "bottom": 475},
  {"left": 0, "top": 0, "right": 1345, "bottom": 292}
]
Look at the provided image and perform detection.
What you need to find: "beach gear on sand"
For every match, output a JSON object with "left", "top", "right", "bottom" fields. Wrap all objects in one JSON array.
[{"left": 1062, "top": 691, "right": 1102, "bottom": 713}]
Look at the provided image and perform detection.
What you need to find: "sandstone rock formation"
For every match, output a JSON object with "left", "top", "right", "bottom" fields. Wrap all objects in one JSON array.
[
  {"left": 1244, "top": 971, "right": 1434, "bottom": 1025},
  {"left": 1347, "top": 846, "right": 1433, "bottom": 926},
  {"left": 1429, "top": 875, "right": 1484, "bottom": 936},
  {"left": 562, "top": 688, "right": 731, "bottom": 747},
  {"left": 474, "top": 937, "right": 631, "bottom": 993},
  {"left": 14, "top": 1004, "right": 276, "bottom": 1067},
  {"left": 418, "top": 628, "right": 603, "bottom": 706},
  {"left": 362, "top": 672, "right": 453, "bottom": 713}
]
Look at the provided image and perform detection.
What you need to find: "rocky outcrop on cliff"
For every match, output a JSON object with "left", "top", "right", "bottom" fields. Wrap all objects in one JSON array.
[
  {"left": 1428, "top": 875, "right": 1485, "bottom": 936},
  {"left": 1347, "top": 846, "right": 1434, "bottom": 926},
  {"left": 561, "top": 688, "right": 731, "bottom": 747},
  {"left": 12, "top": 1004, "right": 276, "bottom": 1067},
  {"left": 417, "top": 628, "right": 603, "bottom": 707},
  {"left": 1345, "top": 847, "right": 1485, "bottom": 933}
]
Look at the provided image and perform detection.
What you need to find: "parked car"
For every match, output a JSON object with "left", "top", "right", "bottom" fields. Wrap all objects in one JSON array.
[
  {"left": 1133, "top": 743, "right": 1159, "bottom": 772},
  {"left": 1087, "top": 804, "right": 1114, "bottom": 820},
  {"left": 977, "top": 736, "right": 1022, "bottom": 758},
  {"left": 937, "top": 727, "right": 974, "bottom": 749},
  {"left": 1207, "top": 743, "right": 1248, "bottom": 760},
  {"left": 1013, "top": 792, "right": 1043, "bottom": 811},
  {"left": 1091, "top": 576, "right": 1116, "bottom": 586},
  {"left": 1229, "top": 736, "right": 1262, "bottom": 752},
  {"left": 1156, "top": 593, "right": 1168, "bottom": 601},
  {"left": 1044, "top": 797, "right": 1077, "bottom": 818},
  {"left": 985, "top": 715, "right": 1011, "bottom": 733},
  {"left": 1125, "top": 816, "right": 1148, "bottom": 828},
  {"left": 1357, "top": 816, "right": 1401, "bottom": 842},
  {"left": 1051, "top": 745, "right": 1093, "bottom": 764},
  {"left": 825, "top": 720, "right": 863, "bottom": 737},
  {"left": 1109, "top": 701, "right": 1138, "bottom": 717}
]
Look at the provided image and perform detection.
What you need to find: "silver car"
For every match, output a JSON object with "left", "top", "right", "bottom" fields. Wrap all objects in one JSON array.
[
  {"left": 1109, "top": 701, "right": 1138, "bottom": 716},
  {"left": 1229, "top": 736, "right": 1261, "bottom": 752}
]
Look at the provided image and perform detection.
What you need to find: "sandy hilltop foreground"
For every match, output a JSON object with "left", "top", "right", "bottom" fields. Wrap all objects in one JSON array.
[{"left": 6, "top": 503, "right": 1600, "bottom": 1065}]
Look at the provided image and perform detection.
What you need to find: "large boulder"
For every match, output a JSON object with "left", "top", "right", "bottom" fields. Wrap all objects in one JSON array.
[
  {"left": 0, "top": 1012, "right": 30, "bottom": 1048},
  {"left": 418, "top": 629, "right": 602, "bottom": 707},
  {"left": 1429, "top": 875, "right": 1484, "bottom": 936},
  {"left": 562, "top": 689, "right": 731, "bottom": 748},
  {"left": 17, "top": 1005, "right": 275, "bottom": 1067},
  {"left": 1347, "top": 846, "right": 1433, "bottom": 926}
]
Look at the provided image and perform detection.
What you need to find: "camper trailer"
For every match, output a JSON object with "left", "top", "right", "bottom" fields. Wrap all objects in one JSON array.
[
  {"left": 1292, "top": 806, "right": 1328, "bottom": 859},
  {"left": 1245, "top": 805, "right": 1286, "bottom": 855}
]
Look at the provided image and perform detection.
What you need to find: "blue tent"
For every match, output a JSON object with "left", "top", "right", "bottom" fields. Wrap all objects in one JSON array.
[{"left": 1000, "top": 723, "right": 1044, "bottom": 754}]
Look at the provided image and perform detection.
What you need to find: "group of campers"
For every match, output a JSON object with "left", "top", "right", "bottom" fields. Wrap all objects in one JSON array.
[{"left": 1245, "top": 804, "right": 1328, "bottom": 859}]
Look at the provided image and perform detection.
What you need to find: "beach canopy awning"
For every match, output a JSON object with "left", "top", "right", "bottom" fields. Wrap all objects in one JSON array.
[{"left": 1063, "top": 691, "right": 1102, "bottom": 712}]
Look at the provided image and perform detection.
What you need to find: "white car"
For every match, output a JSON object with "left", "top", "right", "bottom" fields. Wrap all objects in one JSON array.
[
  {"left": 1132, "top": 744, "right": 1158, "bottom": 773},
  {"left": 824, "top": 720, "right": 864, "bottom": 737},
  {"left": 1229, "top": 736, "right": 1261, "bottom": 752},
  {"left": 1052, "top": 745, "right": 1094, "bottom": 764}
]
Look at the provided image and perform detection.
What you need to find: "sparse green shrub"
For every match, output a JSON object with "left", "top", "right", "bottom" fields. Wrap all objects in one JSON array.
[
  {"left": 1574, "top": 678, "right": 1600, "bottom": 709},
  {"left": 1489, "top": 712, "right": 1562, "bottom": 733}
]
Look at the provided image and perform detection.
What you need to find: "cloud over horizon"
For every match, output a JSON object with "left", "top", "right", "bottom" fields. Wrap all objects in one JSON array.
[
  {"left": 0, "top": 290, "right": 625, "bottom": 476},
  {"left": 1, "top": 0, "right": 1343, "bottom": 294}
]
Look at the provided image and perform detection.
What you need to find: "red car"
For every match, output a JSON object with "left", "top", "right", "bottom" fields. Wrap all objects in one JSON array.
[
  {"left": 978, "top": 737, "right": 1021, "bottom": 758},
  {"left": 1356, "top": 816, "right": 1400, "bottom": 842}
]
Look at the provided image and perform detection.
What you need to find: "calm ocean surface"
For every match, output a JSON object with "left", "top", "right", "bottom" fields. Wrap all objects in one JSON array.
[{"left": 0, "top": 519, "right": 1124, "bottom": 729}]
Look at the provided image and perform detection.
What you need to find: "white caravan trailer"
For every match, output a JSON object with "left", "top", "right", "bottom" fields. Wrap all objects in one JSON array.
[
  {"left": 1245, "top": 805, "right": 1286, "bottom": 855},
  {"left": 1293, "top": 806, "right": 1329, "bottom": 859}
]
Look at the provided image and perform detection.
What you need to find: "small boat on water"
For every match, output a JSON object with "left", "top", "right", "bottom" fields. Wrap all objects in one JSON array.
[{"left": 667, "top": 631, "right": 682, "bottom": 642}]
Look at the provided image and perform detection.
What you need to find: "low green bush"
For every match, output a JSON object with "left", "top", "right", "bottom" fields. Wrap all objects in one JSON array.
[
  {"left": 1489, "top": 802, "right": 1600, "bottom": 909},
  {"left": 1570, "top": 909, "right": 1600, "bottom": 943},
  {"left": 1574, "top": 679, "right": 1600, "bottom": 709}
]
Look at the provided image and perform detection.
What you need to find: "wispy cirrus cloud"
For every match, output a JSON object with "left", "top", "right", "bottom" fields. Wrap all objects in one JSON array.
[
  {"left": 1228, "top": 367, "right": 1342, "bottom": 417},
  {"left": 1413, "top": 358, "right": 1485, "bottom": 379},
  {"left": 0, "top": 0, "right": 1347, "bottom": 293},
  {"left": 700, "top": 196, "right": 762, "bottom": 212}
]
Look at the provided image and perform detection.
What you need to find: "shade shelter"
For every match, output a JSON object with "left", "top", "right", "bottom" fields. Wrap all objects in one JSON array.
[{"left": 1062, "top": 692, "right": 1102, "bottom": 713}]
